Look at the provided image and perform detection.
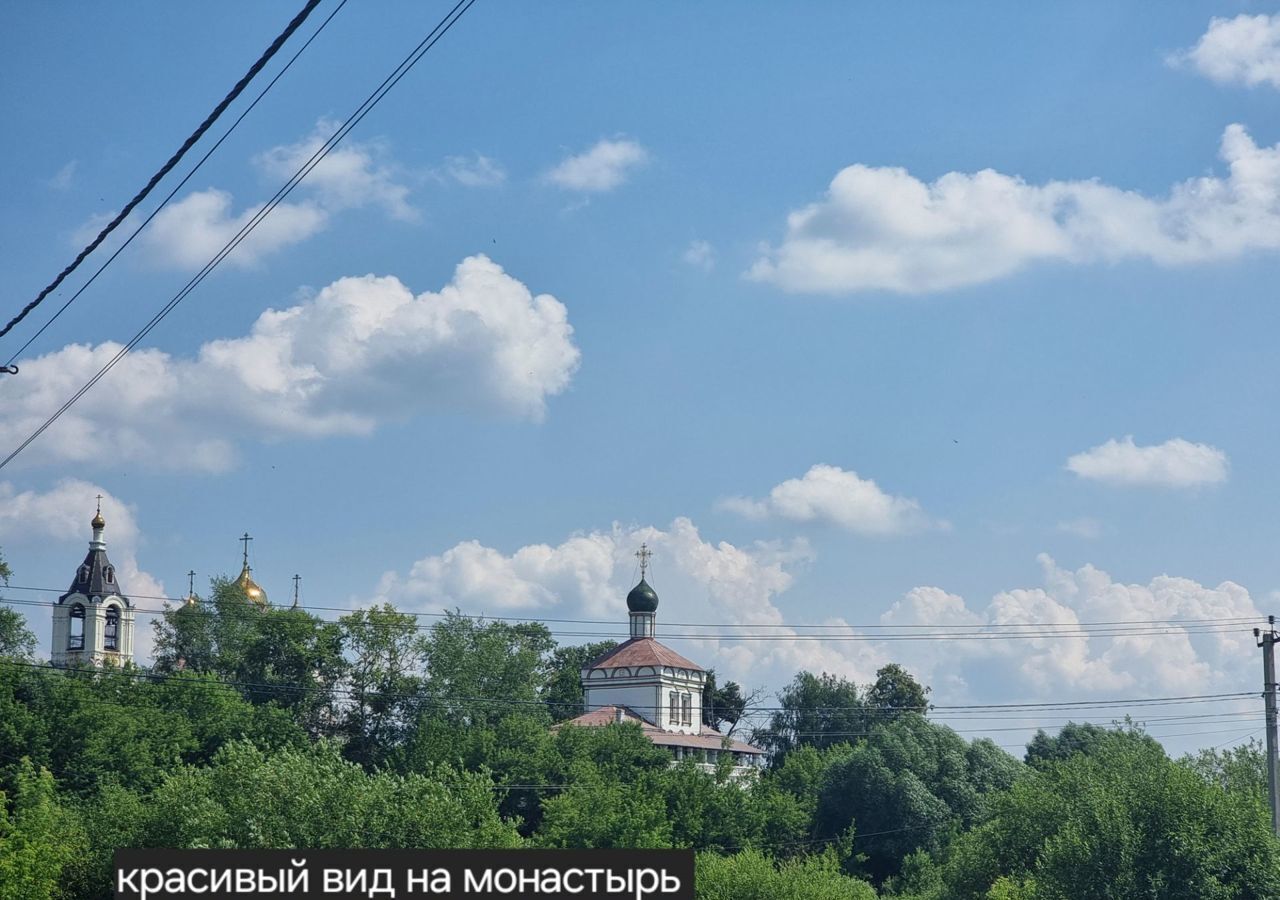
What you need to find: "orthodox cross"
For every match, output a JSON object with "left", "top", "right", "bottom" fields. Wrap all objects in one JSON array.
[
  {"left": 240, "top": 532, "right": 253, "bottom": 567},
  {"left": 187, "top": 570, "right": 196, "bottom": 596},
  {"left": 635, "top": 543, "right": 652, "bottom": 580},
  {"left": 95, "top": 494, "right": 103, "bottom": 515},
  {"left": 292, "top": 574, "right": 301, "bottom": 609}
]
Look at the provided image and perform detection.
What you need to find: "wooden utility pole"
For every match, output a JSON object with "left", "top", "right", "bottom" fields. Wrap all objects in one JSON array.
[{"left": 1256, "top": 616, "right": 1280, "bottom": 837}]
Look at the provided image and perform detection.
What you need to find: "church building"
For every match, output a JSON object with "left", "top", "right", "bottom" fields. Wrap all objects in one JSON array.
[
  {"left": 559, "top": 545, "right": 765, "bottom": 776},
  {"left": 51, "top": 502, "right": 135, "bottom": 667}
]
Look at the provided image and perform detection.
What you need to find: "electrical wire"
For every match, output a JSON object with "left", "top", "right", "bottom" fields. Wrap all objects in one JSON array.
[
  {"left": 0, "top": 0, "right": 478, "bottom": 471},
  {"left": 0, "top": 0, "right": 328, "bottom": 348},
  {"left": 2, "top": 0, "right": 351, "bottom": 368},
  {"left": 0, "top": 592, "right": 1263, "bottom": 643}
]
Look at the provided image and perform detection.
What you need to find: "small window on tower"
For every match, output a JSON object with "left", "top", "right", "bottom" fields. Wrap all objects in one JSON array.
[
  {"left": 69, "top": 603, "right": 85, "bottom": 650},
  {"left": 105, "top": 567, "right": 114, "bottom": 584},
  {"left": 104, "top": 606, "right": 119, "bottom": 651},
  {"left": 78, "top": 565, "right": 90, "bottom": 584}
]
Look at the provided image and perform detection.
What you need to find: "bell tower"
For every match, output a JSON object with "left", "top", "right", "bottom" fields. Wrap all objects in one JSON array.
[{"left": 51, "top": 499, "right": 135, "bottom": 667}]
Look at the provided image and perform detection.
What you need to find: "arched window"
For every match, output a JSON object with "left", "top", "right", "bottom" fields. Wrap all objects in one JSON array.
[
  {"left": 78, "top": 565, "right": 90, "bottom": 584},
  {"left": 104, "top": 606, "right": 120, "bottom": 651},
  {"left": 104, "top": 566, "right": 114, "bottom": 584},
  {"left": 69, "top": 603, "right": 85, "bottom": 650}
]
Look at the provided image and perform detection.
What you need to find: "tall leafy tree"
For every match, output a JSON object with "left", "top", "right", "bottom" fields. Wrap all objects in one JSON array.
[
  {"left": 756, "top": 671, "right": 866, "bottom": 758},
  {"left": 866, "top": 663, "right": 930, "bottom": 719},
  {"left": 544, "top": 640, "right": 617, "bottom": 722},
  {"left": 0, "top": 760, "right": 88, "bottom": 900},
  {"left": 419, "top": 612, "right": 555, "bottom": 727},
  {"left": 814, "top": 716, "right": 1023, "bottom": 884},
  {"left": 339, "top": 604, "right": 426, "bottom": 766},
  {"left": 941, "top": 729, "right": 1280, "bottom": 900},
  {"left": 0, "top": 551, "right": 34, "bottom": 660},
  {"left": 0, "top": 610, "right": 34, "bottom": 662},
  {"left": 702, "top": 669, "right": 750, "bottom": 734}
]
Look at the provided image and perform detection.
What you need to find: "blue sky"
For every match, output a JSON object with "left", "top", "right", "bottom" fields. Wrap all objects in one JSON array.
[{"left": 3, "top": 2, "right": 1280, "bottom": 752}]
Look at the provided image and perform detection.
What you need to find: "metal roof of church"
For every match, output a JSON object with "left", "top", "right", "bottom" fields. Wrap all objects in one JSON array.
[
  {"left": 557, "top": 705, "right": 764, "bottom": 755},
  {"left": 584, "top": 636, "right": 704, "bottom": 672}
]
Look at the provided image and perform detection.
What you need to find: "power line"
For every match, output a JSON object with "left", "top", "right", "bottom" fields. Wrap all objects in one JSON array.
[
  {"left": 0, "top": 0, "right": 478, "bottom": 471},
  {"left": 2, "top": 0, "right": 351, "bottom": 368},
  {"left": 17, "top": 582, "right": 1263, "bottom": 631},
  {"left": 0, "top": 0, "right": 329, "bottom": 350},
  {"left": 0, "top": 591, "right": 1263, "bottom": 641}
]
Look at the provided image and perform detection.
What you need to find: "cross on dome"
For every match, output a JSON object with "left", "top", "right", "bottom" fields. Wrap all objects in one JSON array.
[{"left": 635, "top": 542, "right": 652, "bottom": 580}]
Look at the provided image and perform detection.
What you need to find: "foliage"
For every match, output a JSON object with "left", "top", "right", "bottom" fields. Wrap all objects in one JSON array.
[
  {"left": 939, "top": 729, "right": 1280, "bottom": 900},
  {"left": 1024, "top": 719, "right": 1160, "bottom": 769},
  {"left": 419, "top": 612, "right": 555, "bottom": 728},
  {"left": 3, "top": 584, "right": 1279, "bottom": 900},
  {"left": 544, "top": 639, "right": 617, "bottom": 722},
  {"left": 757, "top": 671, "right": 867, "bottom": 758},
  {"left": 814, "top": 716, "right": 1023, "bottom": 884},
  {"left": 696, "top": 849, "right": 877, "bottom": 900},
  {"left": 1183, "top": 738, "right": 1268, "bottom": 810},
  {"left": 866, "top": 664, "right": 931, "bottom": 719},
  {"left": 702, "top": 669, "right": 749, "bottom": 733},
  {"left": 0, "top": 760, "right": 87, "bottom": 900},
  {"left": 0, "top": 609, "right": 35, "bottom": 660},
  {"left": 339, "top": 603, "right": 425, "bottom": 766}
]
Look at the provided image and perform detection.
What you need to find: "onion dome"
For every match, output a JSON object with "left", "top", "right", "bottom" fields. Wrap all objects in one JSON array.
[
  {"left": 235, "top": 563, "right": 268, "bottom": 607},
  {"left": 626, "top": 578, "right": 659, "bottom": 613},
  {"left": 91, "top": 509, "right": 106, "bottom": 530}
]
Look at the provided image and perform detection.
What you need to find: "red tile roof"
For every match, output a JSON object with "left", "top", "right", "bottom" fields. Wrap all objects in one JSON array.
[
  {"left": 556, "top": 705, "right": 765, "bottom": 756},
  {"left": 584, "top": 637, "right": 704, "bottom": 672}
]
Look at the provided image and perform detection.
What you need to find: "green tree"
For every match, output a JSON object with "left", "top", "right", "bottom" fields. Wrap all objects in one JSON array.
[
  {"left": 942, "top": 729, "right": 1280, "bottom": 900},
  {"left": 150, "top": 597, "right": 216, "bottom": 674},
  {"left": 0, "top": 610, "right": 35, "bottom": 661},
  {"left": 340, "top": 604, "right": 426, "bottom": 767},
  {"left": 155, "top": 578, "right": 347, "bottom": 734},
  {"left": 544, "top": 640, "right": 617, "bottom": 722},
  {"left": 695, "top": 849, "right": 877, "bottom": 900},
  {"left": 0, "top": 551, "right": 35, "bottom": 660},
  {"left": 866, "top": 664, "right": 930, "bottom": 719},
  {"left": 702, "top": 670, "right": 749, "bottom": 734},
  {"left": 135, "top": 740, "right": 521, "bottom": 850},
  {"left": 0, "top": 760, "right": 88, "bottom": 900},
  {"left": 757, "top": 672, "right": 866, "bottom": 759},
  {"left": 814, "top": 716, "right": 1023, "bottom": 884},
  {"left": 1183, "top": 738, "right": 1267, "bottom": 809},
  {"left": 419, "top": 612, "right": 555, "bottom": 727}
]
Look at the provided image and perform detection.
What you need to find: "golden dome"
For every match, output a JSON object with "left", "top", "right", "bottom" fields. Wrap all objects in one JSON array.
[{"left": 235, "top": 562, "right": 268, "bottom": 607}]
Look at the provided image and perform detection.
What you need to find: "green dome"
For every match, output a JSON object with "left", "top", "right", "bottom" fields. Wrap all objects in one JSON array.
[{"left": 627, "top": 578, "right": 659, "bottom": 613}]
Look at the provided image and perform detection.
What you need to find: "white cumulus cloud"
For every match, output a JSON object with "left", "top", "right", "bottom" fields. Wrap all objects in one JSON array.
[
  {"left": 544, "top": 138, "right": 649, "bottom": 192},
  {"left": 718, "top": 464, "right": 941, "bottom": 535},
  {"left": 1173, "top": 14, "right": 1280, "bottom": 89},
  {"left": 750, "top": 124, "right": 1280, "bottom": 293},
  {"left": 371, "top": 517, "right": 883, "bottom": 688},
  {"left": 1066, "top": 436, "right": 1228, "bottom": 488},
  {"left": 0, "top": 255, "right": 580, "bottom": 471},
  {"left": 144, "top": 121, "right": 414, "bottom": 269},
  {"left": 880, "top": 554, "right": 1263, "bottom": 697}
]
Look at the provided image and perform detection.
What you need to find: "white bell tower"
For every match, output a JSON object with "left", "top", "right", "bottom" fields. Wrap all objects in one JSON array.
[{"left": 52, "top": 498, "right": 135, "bottom": 667}]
